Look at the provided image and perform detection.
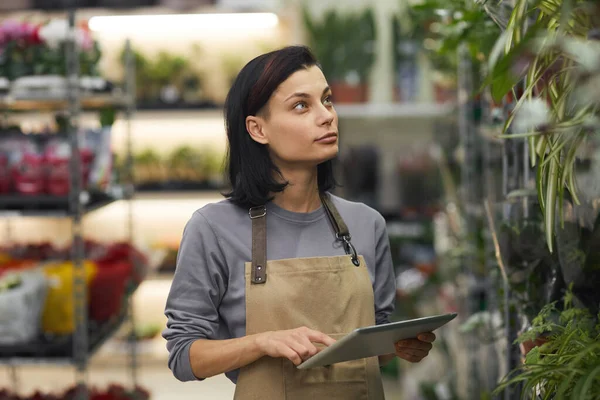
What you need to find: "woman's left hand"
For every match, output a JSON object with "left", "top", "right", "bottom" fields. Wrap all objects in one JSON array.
[{"left": 394, "top": 332, "right": 436, "bottom": 363}]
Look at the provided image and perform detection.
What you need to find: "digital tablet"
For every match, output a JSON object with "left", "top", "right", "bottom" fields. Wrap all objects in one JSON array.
[{"left": 297, "top": 313, "right": 458, "bottom": 370}]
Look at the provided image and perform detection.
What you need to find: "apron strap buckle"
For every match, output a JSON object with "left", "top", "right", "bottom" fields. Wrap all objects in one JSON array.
[{"left": 337, "top": 234, "right": 360, "bottom": 267}]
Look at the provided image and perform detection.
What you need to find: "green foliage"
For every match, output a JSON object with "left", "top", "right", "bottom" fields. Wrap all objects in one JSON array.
[
  {"left": 483, "top": 0, "right": 598, "bottom": 252},
  {"left": 0, "top": 40, "right": 102, "bottom": 79},
  {"left": 132, "top": 146, "right": 225, "bottom": 184},
  {"left": 120, "top": 44, "right": 203, "bottom": 104},
  {"left": 302, "top": 7, "right": 376, "bottom": 83},
  {"left": 495, "top": 287, "right": 600, "bottom": 399},
  {"left": 404, "top": 0, "right": 502, "bottom": 85}
]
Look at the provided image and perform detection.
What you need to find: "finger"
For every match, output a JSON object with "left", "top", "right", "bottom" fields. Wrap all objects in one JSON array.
[
  {"left": 417, "top": 332, "right": 436, "bottom": 343},
  {"left": 403, "top": 353, "right": 424, "bottom": 363},
  {"left": 281, "top": 346, "right": 303, "bottom": 366},
  {"left": 397, "top": 348, "right": 428, "bottom": 359},
  {"left": 306, "top": 329, "right": 336, "bottom": 347},
  {"left": 396, "top": 340, "right": 433, "bottom": 352},
  {"left": 298, "top": 335, "right": 319, "bottom": 357},
  {"left": 287, "top": 340, "right": 313, "bottom": 361}
]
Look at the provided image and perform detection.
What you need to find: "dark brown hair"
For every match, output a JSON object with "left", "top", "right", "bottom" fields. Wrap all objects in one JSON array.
[{"left": 223, "top": 45, "right": 338, "bottom": 209}]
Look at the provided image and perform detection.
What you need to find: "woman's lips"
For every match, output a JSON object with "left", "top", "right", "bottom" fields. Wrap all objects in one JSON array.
[{"left": 315, "top": 132, "right": 338, "bottom": 143}]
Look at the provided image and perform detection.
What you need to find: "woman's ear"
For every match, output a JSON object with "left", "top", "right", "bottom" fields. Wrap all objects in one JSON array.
[{"left": 246, "top": 116, "right": 269, "bottom": 145}]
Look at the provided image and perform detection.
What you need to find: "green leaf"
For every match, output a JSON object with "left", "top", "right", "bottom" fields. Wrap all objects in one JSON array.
[
  {"left": 540, "top": 133, "right": 568, "bottom": 168},
  {"left": 529, "top": 135, "right": 538, "bottom": 167},
  {"left": 545, "top": 157, "right": 559, "bottom": 252},
  {"left": 537, "top": 155, "right": 547, "bottom": 211},
  {"left": 575, "top": 364, "right": 600, "bottom": 399}
]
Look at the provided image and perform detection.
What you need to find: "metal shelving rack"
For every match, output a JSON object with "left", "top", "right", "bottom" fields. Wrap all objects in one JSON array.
[
  {"left": 457, "top": 43, "right": 485, "bottom": 400},
  {"left": 0, "top": 7, "right": 138, "bottom": 400}
]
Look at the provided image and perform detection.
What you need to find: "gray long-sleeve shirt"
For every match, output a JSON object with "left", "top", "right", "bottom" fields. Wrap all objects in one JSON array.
[{"left": 162, "top": 193, "right": 396, "bottom": 384}]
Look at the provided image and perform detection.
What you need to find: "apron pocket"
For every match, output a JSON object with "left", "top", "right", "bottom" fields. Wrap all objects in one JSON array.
[{"left": 283, "top": 358, "right": 369, "bottom": 400}]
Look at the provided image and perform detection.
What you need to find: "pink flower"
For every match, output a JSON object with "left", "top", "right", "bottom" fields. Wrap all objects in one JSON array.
[
  {"left": 0, "top": 20, "right": 22, "bottom": 41},
  {"left": 77, "top": 28, "right": 94, "bottom": 51}
]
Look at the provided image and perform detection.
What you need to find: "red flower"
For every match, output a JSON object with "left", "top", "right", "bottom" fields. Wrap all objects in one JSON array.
[{"left": 29, "top": 25, "right": 43, "bottom": 45}]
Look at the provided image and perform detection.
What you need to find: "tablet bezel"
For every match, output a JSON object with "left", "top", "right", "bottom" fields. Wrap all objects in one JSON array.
[{"left": 297, "top": 312, "right": 458, "bottom": 370}]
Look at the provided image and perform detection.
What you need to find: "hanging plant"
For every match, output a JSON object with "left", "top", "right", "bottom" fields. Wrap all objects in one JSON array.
[{"left": 483, "top": 0, "right": 599, "bottom": 252}]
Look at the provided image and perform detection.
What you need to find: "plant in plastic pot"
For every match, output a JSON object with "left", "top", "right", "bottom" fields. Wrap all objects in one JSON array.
[
  {"left": 302, "top": 8, "right": 376, "bottom": 104},
  {"left": 168, "top": 145, "right": 205, "bottom": 186},
  {"left": 133, "top": 149, "right": 166, "bottom": 187}
]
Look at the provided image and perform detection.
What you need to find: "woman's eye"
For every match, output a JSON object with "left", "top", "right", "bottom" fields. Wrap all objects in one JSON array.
[
  {"left": 323, "top": 96, "right": 333, "bottom": 106},
  {"left": 294, "top": 102, "right": 307, "bottom": 110}
]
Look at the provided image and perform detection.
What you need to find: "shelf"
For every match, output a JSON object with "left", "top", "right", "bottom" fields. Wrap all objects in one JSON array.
[
  {"left": 0, "top": 190, "right": 121, "bottom": 217},
  {"left": 335, "top": 102, "right": 455, "bottom": 119},
  {"left": 135, "top": 181, "right": 225, "bottom": 193},
  {"left": 0, "top": 93, "right": 126, "bottom": 111},
  {"left": 0, "top": 281, "right": 142, "bottom": 366},
  {"left": 0, "top": 311, "right": 127, "bottom": 366},
  {"left": 135, "top": 189, "right": 224, "bottom": 201}
]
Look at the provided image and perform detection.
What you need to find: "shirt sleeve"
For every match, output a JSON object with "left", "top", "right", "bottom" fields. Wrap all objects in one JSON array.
[
  {"left": 373, "top": 212, "right": 396, "bottom": 325},
  {"left": 162, "top": 211, "right": 227, "bottom": 382}
]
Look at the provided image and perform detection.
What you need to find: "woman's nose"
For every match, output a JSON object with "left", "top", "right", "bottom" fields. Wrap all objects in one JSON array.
[{"left": 317, "top": 104, "right": 335, "bottom": 126}]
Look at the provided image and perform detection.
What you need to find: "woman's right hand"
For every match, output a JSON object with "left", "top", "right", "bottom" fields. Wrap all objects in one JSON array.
[{"left": 255, "top": 327, "right": 336, "bottom": 366}]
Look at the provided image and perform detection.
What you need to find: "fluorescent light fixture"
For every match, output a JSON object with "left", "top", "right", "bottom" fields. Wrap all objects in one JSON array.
[{"left": 88, "top": 13, "right": 279, "bottom": 33}]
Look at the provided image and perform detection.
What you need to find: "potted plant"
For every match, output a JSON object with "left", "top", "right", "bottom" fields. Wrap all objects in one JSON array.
[
  {"left": 303, "top": 8, "right": 376, "bottom": 103},
  {"left": 133, "top": 149, "right": 166, "bottom": 188},
  {"left": 406, "top": 0, "right": 502, "bottom": 104},
  {"left": 121, "top": 44, "right": 209, "bottom": 109}
]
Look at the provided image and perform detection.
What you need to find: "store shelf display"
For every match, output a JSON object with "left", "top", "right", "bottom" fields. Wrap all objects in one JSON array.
[
  {"left": 0, "top": 125, "right": 121, "bottom": 216},
  {"left": 119, "top": 44, "right": 219, "bottom": 111},
  {"left": 0, "top": 240, "right": 148, "bottom": 363},
  {"left": 131, "top": 146, "right": 226, "bottom": 193},
  {"left": 0, "top": 19, "right": 124, "bottom": 111},
  {"left": 0, "top": 10, "right": 139, "bottom": 400}
]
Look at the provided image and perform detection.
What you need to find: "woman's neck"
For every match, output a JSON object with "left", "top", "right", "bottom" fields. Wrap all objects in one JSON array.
[{"left": 271, "top": 167, "right": 321, "bottom": 213}]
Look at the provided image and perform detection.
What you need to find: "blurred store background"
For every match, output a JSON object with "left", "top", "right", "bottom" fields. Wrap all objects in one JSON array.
[{"left": 1, "top": 0, "right": 599, "bottom": 399}]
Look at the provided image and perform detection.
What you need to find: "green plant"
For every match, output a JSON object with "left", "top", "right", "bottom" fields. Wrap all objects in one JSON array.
[
  {"left": 405, "top": 0, "right": 502, "bottom": 86},
  {"left": 495, "top": 200, "right": 565, "bottom": 325},
  {"left": 555, "top": 202, "right": 600, "bottom": 315},
  {"left": 120, "top": 44, "right": 203, "bottom": 104},
  {"left": 133, "top": 149, "right": 165, "bottom": 184},
  {"left": 168, "top": 145, "right": 204, "bottom": 181},
  {"left": 494, "top": 288, "right": 600, "bottom": 399},
  {"left": 483, "top": 0, "right": 600, "bottom": 252},
  {"left": 302, "top": 7, "right": 376, "bottom": 83}
]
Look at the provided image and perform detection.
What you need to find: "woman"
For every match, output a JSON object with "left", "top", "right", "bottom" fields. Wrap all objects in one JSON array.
[{"left": 163, "top": 45, "right": 436, "bottom": 399}]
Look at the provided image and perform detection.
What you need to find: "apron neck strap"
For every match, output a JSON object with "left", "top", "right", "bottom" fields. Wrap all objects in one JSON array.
[
  {"left": 319, "top": 192, "right": 349, "bottom": 238},
  {"left": 249, "top": 205, "right": 267, "bottom": 284},
  {"left": 320, "top": 193, "right": 360, "bottom": 266},
  {"left": 249, "top": 193, "right": 360, "bottom": 285}
]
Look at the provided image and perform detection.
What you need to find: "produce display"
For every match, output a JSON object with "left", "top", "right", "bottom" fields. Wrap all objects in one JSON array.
[
  {"left": 0, "top": 240, "right": 148, "bottom": 356},
  {"left": 0, "top": 384, "right": 150, "bottom": 400},
  {"left": 0, "top": 126, "right": 113, "bottom": 196}
]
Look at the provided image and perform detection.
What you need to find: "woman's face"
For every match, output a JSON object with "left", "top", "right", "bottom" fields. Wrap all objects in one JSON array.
[{"left": 246, "top": 65, "right": 338, "bottom": 168}]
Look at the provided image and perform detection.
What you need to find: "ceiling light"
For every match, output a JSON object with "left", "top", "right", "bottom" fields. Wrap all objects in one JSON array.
[{"left": 88, "top": 13, "right": 279, "bottom": 34}]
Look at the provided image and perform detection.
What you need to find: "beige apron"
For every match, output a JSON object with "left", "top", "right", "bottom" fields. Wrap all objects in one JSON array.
[{"left": 233, "top": 193, "right": 385, "bottom": 400}]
